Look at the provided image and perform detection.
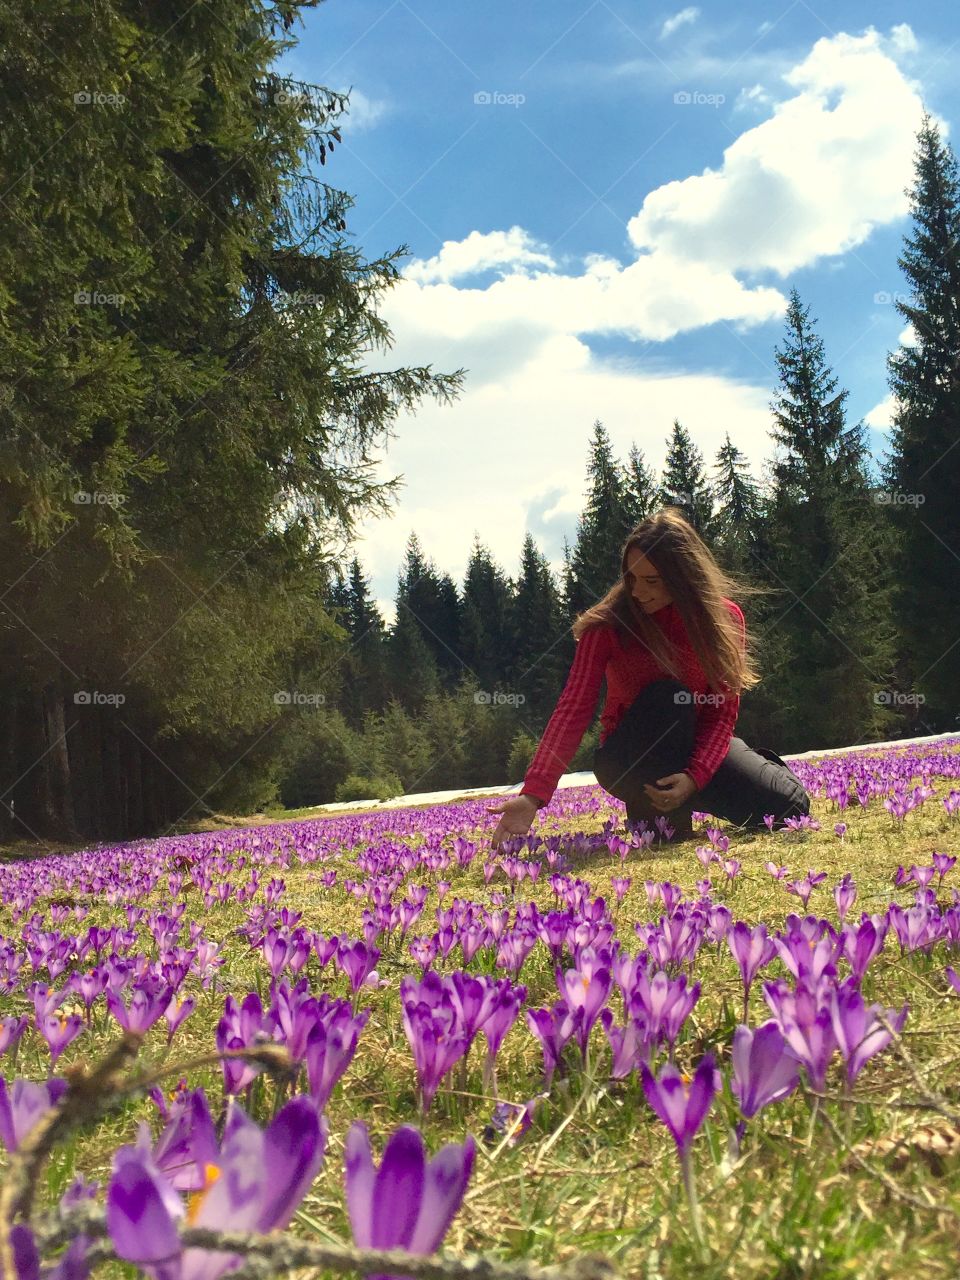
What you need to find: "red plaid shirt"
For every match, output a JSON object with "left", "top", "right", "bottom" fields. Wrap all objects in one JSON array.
[{"left": 520, "top": 598, "right": 746, "bottom": 808}]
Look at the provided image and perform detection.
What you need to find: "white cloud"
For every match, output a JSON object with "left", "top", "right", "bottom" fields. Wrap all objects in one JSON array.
[
  {"left": 888, "top": 23, "right": 919, "bottom": 54},
  {"left": 660, "top": 7, "right": 700, "bottom": 40},
  {"left": 403, "top": 227, "right": 556, "bottom": 285},
  {"left": 865, "top": 393, "right": 898, "bottom": 428},
  {"left": 342, "top": 87, "right": 390, "bottom": 132},
  {"left": 627, "top": 27, "right": 928, "bottom": 278},
  {"left": 734, "top": 83, "right": 773, "bottom": 112}
]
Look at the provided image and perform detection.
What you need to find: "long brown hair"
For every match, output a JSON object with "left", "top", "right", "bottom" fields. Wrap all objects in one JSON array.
[{"left": 572, "top": 507, "right": 765, "bottom": 696}]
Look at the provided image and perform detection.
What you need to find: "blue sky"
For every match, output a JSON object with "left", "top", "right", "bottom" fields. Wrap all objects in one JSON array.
[{"left": 279, "top": 2, "right": 958, "bottom": 620}]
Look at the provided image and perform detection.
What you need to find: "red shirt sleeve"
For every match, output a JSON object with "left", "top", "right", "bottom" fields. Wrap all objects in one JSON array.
[
  {"left": 684, "top": 601, "right": 746, "bottom": 791},
  {"left": 520, "top": 624, "right": 613, "bottom": 809}
]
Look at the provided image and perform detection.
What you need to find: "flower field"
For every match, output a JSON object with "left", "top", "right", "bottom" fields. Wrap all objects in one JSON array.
[{"left": 2, "top": 739, "right": 960, "bottom": 1279}]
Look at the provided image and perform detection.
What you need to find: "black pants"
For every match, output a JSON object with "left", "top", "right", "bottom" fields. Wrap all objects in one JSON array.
[{"left": 592, "top": 678, "right": 811, "bottom": 831}]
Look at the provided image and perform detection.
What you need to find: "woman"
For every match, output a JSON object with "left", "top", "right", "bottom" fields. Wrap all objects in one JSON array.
[{"left": 489, "top": 507, "right": 811, "bottom": 850}]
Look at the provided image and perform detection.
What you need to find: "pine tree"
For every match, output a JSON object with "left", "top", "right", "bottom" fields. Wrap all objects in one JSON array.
[
  {"left": 711, "top": 433, "right": 764, "bottom": 570},
  {"left": 880, "top": 110, "right": 960, "bottom": 728},
  {"left": 759, "top": 290, "right": 899, "bottom": 746},
  {"left": 387, "top": 535, "right": 443, "bottom": 712},
  {"left": 505, "top": 533, "right": 568, "bottom": 722},
  {"left": 657, "top": 420, "right": 716, "bottom": 537},
  {"left": 624, "top": 442, "right": 659, "bottom": 528},
  {"left": 566, "top": 421, "right": 635, "bottom": 615},
  {"left": 459, "top": 535, "right": 513, "bottom": 694},
  {"left": 333, "top": 557, "right": 389, "bottom": 728}
]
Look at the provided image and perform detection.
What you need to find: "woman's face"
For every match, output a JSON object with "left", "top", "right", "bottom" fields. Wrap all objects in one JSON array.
[{"left": 623, "top": 549, "right": 673, "bottom": 613}]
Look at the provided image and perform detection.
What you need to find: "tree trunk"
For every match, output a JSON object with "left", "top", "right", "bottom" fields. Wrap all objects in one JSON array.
[{"left": 41, "top": 677, "right": 79, "bottom": 839}]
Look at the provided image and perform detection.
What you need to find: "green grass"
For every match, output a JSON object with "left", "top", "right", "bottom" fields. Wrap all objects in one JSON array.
[{"left": 2, "top": 753, "right": 960, "bottom": 1279}]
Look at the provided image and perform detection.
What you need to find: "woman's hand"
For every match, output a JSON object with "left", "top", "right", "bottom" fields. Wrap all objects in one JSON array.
[
  {"left": 487, "top": 795, "right": 540, "bottom": 851},
  {"left": 644, "top": 772, "right": 697, "bottom": 811}
]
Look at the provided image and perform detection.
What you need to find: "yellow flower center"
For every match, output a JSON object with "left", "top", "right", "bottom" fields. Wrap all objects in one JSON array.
[{"left": 187, "top": 1163, "right": 222, "bottom": 1225}]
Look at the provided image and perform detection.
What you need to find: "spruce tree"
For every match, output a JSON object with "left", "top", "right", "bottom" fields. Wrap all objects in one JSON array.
[
  {"left": 566, "top": 420, "right": 635, "bottom": 615},
  {"left": 459, "top": 535, "right": 513, "bottom": 694},
  {"left": 657, "top": 420, "right": 716, "bottom": 538},
  {"left": 624, "top": 442, "right": 659, "bottom": 528},
  {"left": 880, "top": 111, "right": 960, "bottom": 728},
  {"left": 332, "top": 557, "right": 389, "bottom": 728},
  {"left": 760, "top": 290, "right": 899, "bottom": 746},
  {"left": 505, "top": 533, "right": 568, "bottom": 722},
  {"left": 712, "top": 433, "right": 764, "bottom": 570}
]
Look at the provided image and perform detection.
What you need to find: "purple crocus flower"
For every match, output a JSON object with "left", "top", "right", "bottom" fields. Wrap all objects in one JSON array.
[
  {"left": 730, "top": 1021, "right": 801, "bottom": 1119},
  {"left": 558, "top": 962, "right": 611, "bottom": 1062},
  {"left": 828, "top": 980, "right": 909, "bottom": 1090},
  {"left": 599, "top": 1009, "right": 656, "bottom": 1076},
  {"left": 727, "top": 923, "right": 776, "bottom": 1018},
  {"left": 107, "top": 1095, "right": 326, "bottom": 1280},
  {"left": 833, "top": 875, "right": 857, "bottom": 923},
  {"left": 149, "top": 1087, "right": 219, "bottom": 1192},
  {"left": 640, "top": 1054, "right": 719, "bottom": 1156},
  {"left": 105, "top": 979, "right": 174, "bottom": 1035},
  {"left": 400, "top": 991, "right": 469, "bottom": 1112},
  {"left": 305, "top": 1010, "right": 369, "bottom": 1109},
  {"left": 38, "top": 1012, "right": 84, "bottom": 1064},
  {"left": 336, "top": 939, "right": 382, "bottom": 993},
  {"left": 344, "top": 1122, "right": 474, "bottom": 1280},
  {"left": 526, "top": 1001, "right": 582, "bottom": 1085},
  {"left": 0, "top": 1015, "right": 29, "bottom": 1057},
  {"left": 0, "top": 1076, "right": 69, "bottom": 1151},
  {"left": 163, "top": 995, "right": 196, "bottom": 1045}
]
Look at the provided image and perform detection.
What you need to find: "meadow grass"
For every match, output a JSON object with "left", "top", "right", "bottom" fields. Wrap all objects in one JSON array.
[{"left": 2, "top": 756, "right": 959, "bottom": 1280}]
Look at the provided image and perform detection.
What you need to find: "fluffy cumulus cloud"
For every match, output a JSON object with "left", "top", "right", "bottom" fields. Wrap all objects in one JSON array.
[
  {"left": 403, "top": 227, "right": 557, "bottom": 285},
  {"left": 353, "top": 25, "right": 929, "bottom": 602},
  {"left": 660, "top": 7, "right": 700, "bottom": 40},
  {"left": 626, "top": 28, "right": 926, "bottom": 277}
]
